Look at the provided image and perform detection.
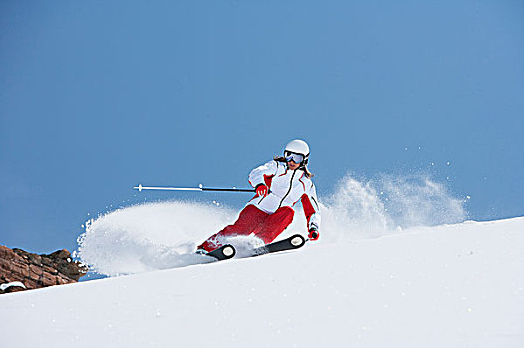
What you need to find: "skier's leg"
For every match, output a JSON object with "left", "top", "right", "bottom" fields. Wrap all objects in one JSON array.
[
  {"left": 197, "top": 205, "right": 267, "bottom": 251},
  {"left": 255, "top": 206, "right": 295, "bottom": 244}
]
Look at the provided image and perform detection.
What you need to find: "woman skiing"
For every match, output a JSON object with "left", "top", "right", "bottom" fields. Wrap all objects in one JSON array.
[{"left": 197, "top": 139, "right": 321, "bottom": 253}]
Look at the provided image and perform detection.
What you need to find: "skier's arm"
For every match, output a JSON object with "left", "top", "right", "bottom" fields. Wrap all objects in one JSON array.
[
  {"left": 301, "top": 182, "right": 321, "bottom": 240},
  {"left": 248, "top": 160, "right": 278, "bottom": 188}
]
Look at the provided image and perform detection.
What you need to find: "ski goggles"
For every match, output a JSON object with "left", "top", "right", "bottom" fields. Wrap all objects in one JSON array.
[{"left": 285, "top": 152, "right": 304, "bottom": 164}]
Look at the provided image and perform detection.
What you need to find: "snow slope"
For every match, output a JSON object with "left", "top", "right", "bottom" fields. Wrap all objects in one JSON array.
[{"left": 1, "top": 217, "right": 523, "bottom": 347}]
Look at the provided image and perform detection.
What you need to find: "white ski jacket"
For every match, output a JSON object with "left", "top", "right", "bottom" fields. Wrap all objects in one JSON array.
[{"left": 247, "top": 160, "right": 321, "bottom": 231}]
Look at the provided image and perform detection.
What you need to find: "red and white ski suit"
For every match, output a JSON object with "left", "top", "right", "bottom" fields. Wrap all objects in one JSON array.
[{"left": 198, "top": 159, "right": 321, "bottom": 251}]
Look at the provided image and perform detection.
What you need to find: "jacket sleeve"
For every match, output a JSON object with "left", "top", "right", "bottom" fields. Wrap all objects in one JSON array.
[
  {"left": 248, "top": 160, "right": 279, "bottom": 188},
  {"left": 300, "top": 181, "right": 321, "bottom": 231}
]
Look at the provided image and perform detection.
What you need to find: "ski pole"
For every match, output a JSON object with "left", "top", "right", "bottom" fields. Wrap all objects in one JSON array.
[{"left": 133, "top": 184, "right": 255, "bottom": 193}]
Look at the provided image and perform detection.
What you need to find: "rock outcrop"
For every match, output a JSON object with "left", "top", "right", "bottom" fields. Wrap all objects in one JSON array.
[{"left": 0, "top": 245, "right": 88, "bottom": 294}]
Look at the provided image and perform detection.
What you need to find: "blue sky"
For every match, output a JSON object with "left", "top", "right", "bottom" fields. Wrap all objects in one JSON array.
[{"left": 1, "top": 0, "right": 523, "bottom": 253}]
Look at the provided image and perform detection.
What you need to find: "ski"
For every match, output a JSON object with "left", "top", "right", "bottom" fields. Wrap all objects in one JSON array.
[
  {"left": 205, "top": 244, "right": 236, "bottom": 261},
  {"left": 198, "top": 234, "right": 305, "bottom": 261},
  {"left": 251, "top": 234, "right": 306, "bottom": 257}
]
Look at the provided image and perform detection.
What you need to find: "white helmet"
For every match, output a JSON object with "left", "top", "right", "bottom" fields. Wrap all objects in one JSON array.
[{"left": 284, "top": 139, "right": 310, "bottom": 165}]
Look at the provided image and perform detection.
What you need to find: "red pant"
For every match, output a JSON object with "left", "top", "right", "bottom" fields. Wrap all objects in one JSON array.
[{"left": 198, "top": 204, "right": 294, "bottom": 251}]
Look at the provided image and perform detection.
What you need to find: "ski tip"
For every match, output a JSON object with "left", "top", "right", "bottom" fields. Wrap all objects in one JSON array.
[
  {"left": 222, "top": 245, "right": 236, "bottom": 258},
  {"left": 290, "top": 234, "right": 306, "bottom": 248},
  {"left": 206, "top": 244, "right": 236, "bottom": 260}
]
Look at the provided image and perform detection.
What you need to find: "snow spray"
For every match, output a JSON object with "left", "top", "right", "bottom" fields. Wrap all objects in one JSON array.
[{"left": 77, "top": 173, "right": 467, "bottom": 276}]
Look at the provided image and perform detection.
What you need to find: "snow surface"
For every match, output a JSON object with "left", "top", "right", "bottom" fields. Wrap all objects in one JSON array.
[
  {"left": 0, "top": 281, "right": 26, "bottom": 291},
  {"left": 1, "top": 217, "right": 523, "bottom": 347}
]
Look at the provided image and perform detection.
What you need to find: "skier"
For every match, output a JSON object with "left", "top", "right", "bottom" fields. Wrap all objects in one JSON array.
[{"left": 196, "top": 139, "right": 321, "bottom": 253}]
